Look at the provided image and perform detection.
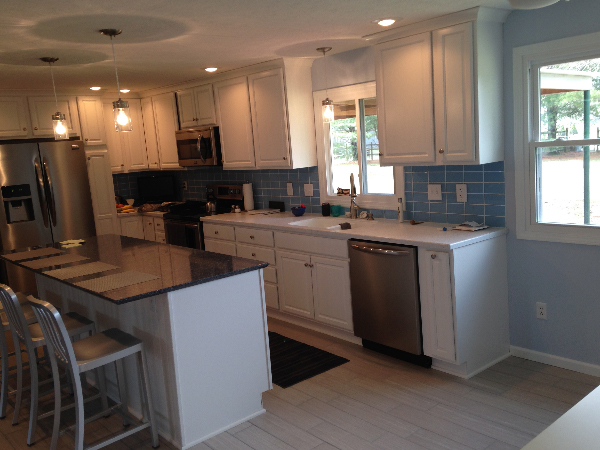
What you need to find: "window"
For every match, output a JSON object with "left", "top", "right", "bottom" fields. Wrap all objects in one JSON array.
[
  {"left": 514, "top": 31, "right": 600, "bottom": 245},
  {"left": 314, "top": 82, "right": 403, "bottom": 210}
]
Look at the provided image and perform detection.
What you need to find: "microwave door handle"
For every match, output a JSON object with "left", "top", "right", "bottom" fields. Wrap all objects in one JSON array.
[
  {"left": 42, "top": 157, "right": 57, "bottom": 226},
  {"left": 197, "top": 136, "right": 206, "bottom": 163},
  {"left": 33, "top": 158, "right": 49, "bottom": 228}
]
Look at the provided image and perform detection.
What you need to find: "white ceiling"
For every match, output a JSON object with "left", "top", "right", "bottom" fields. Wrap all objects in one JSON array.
[{"left": 0, "top": 0, "right": 511, "bottom": 93}]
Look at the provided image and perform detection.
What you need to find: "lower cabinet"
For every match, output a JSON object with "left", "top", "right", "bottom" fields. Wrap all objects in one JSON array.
[
  {"left": 204, "top": 238, "right": 236, "bottom": 256},
  {"left": 277, "top": 249, "right": 353, "bottom": 331},
  {"left": 120, "top": 215, "right": 144, "bottom": 239}
]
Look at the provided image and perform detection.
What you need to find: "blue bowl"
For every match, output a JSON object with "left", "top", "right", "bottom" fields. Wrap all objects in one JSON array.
[{"left": 291, "top": 207, "right": 306, "bottom": 217}]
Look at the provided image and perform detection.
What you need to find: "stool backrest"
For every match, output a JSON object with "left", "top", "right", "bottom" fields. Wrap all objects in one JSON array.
[
  {"left": 27, "top": 296, "right": 76, "bottom": 369},
  {"left": 0, "top": 284, "right": 31, "bottom": 345}
]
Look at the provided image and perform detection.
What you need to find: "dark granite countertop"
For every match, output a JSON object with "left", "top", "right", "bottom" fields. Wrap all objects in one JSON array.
[{"left": 0, "top": 234, "right": 268, "bottom": 304}]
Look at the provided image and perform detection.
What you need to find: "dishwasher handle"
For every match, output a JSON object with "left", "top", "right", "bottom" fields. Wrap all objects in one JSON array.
[{"left": 351, "top": 244, "right": 410, "bottom": 256}]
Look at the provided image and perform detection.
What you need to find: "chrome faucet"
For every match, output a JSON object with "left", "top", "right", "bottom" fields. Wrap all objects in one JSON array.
[{"left": 350, "top": 173, "right": 360, "bottom": 219}]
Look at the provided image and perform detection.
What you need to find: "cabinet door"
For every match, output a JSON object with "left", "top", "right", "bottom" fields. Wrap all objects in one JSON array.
[
  {"left": 77, "top": 97, "right": 106, "bottom": 145},
  {"left": 375, "top": 32, "right": 435, "bottom": 165},
  {"left": 176, "top": 88, "right": 197, "bottom": 129},
  {"left": 194, "top": 85, "right": 216, "bottom": 126},
  {"left": 264, "top": 282, "right": 279, "bottom": 309},
  {"left": 277, "top": 250, "right": 314, "bottom": 318},
  {"left": 120, "top": 216, "right": 144, "bottom": 239},
  {"left": 248, "top": 69, "right": 290, "bottom": 168},
  {"left": 433, "top": 22, "right": 475, "bottom": 164},
  {"left": 152, "top": 93, "right": 181, "bottom": 169},
  {"left": 102, "top": 101, "right": 125, "bottom": 172},
  {"left": 141, "top": 97, "right": 160, "bottom": 170},
  {"left": 143, "top": 217, "right": 156, "bottom": 241},
  {"left": 85, "top": 149, "right": 118, "bottom": 235},
  {"left": 213, "top": 76, "right": 255, "bottom": 169},
  {"left": 419, "top": 249, "right": 457, "bottom": 362},
  {"left": 28, "top": 96, "right": 80, "bottom": 137},
  {"left": 311, "top": 256, "right": 353, "bottom": 331},
  {"left": 0, "top": 97, "right": 29, "bottom": 137},
  {"left": 204, "top": 238, "right": 237, "bottom": 256},
  {"left": 123, "top": 99, "right": 149, "bottom": 171}
]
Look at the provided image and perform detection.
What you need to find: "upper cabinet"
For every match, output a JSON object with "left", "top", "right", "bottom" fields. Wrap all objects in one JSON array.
[
  {"left": 176, "top": 84, "right": 216, "bottom": 128},
  {"left": 376, "top": 15, "right": 504, "bottom": 166},
  {"left": 213, "top": 59, "right": 317, "bottom": 170},
  {"left": 149, "top": 93, "right": 181, "bottom": 170},
  {"left": 141, "top": 97, "right": 160, "bottom": 170},
  {"left": 0, "top": 97, "right": 29, "bottom": 138},
  {"left": 28, "top": 96, "right": 80, "bottom": 138},
  {"left": 77, "top": 97, "right": 107, "bottom": 146}
]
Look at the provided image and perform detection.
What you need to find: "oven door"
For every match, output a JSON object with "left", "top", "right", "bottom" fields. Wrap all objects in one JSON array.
[
  {"left": 176, "top": 129, "right": 218, "bottom": 167},
  {"left": 164, "top": 220, "right": 203, "bottom": 249}
]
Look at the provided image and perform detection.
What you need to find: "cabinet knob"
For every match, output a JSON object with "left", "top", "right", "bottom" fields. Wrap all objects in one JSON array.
[
  {"left": 304, "top": 263, "right": 309, "bottom": 267},
  {"left": 283, "top": 156, "right": 287, "bottom": 160},
  {"left": 250, "top": 235, "right": 254, "bottom": 239},
  {"left": 34, "top": 127, "right": 38, "bottom": 130},
  {"left": 309, "top": 263, "right": 314, "bottom": 268},
  {"left": 22, "top": 127, "right": 27, "bottom": 131},
  {"left": 85, "top": 138, "right": 88, "bottom": 141},
  {"left": 252, "top": 253, "right": 256, "bottom": 257},
  {"left": 431, "top": 254, "right": 437, "bottom": 259},
  {"left": 439, "top": 148, "right": 444, "bottom": 154},
  {"left": 87, "top": 157, "right": 91, "bottom": 160},
  {"left": 214, "top": 231, "right": 219, "bottom": 234},
  {"left": 121, "top": 164, "right": 124, "bottom": 167}
]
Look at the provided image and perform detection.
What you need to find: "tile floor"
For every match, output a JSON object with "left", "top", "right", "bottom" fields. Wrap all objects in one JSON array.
[{"left": 2, "top": 318, "right": 599, "bottom": 450}]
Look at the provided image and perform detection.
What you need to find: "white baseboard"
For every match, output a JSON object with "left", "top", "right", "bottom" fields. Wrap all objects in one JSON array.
[
  {"left": 510, "top": 346, "right": 600, "bottom": 377},
  {"left": 432, "top": 353, "right": 511, "bottom": 379}
]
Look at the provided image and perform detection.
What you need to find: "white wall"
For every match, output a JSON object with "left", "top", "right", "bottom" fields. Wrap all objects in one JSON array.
[{"left": 311, "top": 46, "right": 374, "bottom": 91}]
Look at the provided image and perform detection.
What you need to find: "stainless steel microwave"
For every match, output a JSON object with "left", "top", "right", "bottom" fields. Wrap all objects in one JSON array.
[{"left": 175, "top": 126, "right": 222, "bottom": 167}]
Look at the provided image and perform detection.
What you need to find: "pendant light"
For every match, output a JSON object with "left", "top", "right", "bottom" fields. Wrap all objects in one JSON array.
[
  {"left": 317, "top": 47, "right": 334, "bottom": 123},
  {"left": 40, "top": 57, "right": 69, "bottom": 140},
  {"left": 99, "top": 29, "right": 132, "bottom": 132}
]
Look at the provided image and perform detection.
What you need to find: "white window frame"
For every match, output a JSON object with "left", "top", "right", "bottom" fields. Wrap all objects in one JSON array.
[
  {"left": 514, "top": 30, "right": 600, "bottom": 245},
  {"left": 313, "top": 82, "right": 404, "bottom": 211}
]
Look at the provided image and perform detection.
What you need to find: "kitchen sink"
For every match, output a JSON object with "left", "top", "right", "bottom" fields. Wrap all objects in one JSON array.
[{"left": 288, "top": 217, "right": 374, "bottom": 230}]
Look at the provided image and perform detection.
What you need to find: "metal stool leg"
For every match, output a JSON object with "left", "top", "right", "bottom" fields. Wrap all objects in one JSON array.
[
  {"left": 12, "top": 341, "right": 23, "bottom": 425},
  {"left": 137, "top": 349, "right": 159, "bottom": 448},
  {"left": 27, "top": 350, "right": 39, "bottom": 445},
  {"left": 115, "top": 359, "right": 130, "bottom": 426},
  {"left": 48, "top": 352, "right": 61, "bottom": 450},
  {"left": 72, "top": 376, "right": 85, "bottom": 450},
  {"left": 96, "top": 365, "right": 109, "bottom": 415},
  {"left": 0, "top": 329, "right": 9, "bottom": 419}
]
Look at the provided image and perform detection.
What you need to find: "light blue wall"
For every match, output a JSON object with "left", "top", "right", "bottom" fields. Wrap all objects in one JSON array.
[{"left": 504, "top": 0, "right": 600, "bottom": 364}]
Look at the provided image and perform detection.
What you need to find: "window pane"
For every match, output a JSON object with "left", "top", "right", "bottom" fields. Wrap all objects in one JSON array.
[
  {"left": 330, "top": 100, "right": 360, "bottom": 194},
  {"left": 539, "top": 58, "right": 600, "bottom": 141},
  {"left": 360, "top": 98, "right": 394, "bottom": 194},
  {"left": 536, "top": 145, "right": 600, "bottom": 225}
]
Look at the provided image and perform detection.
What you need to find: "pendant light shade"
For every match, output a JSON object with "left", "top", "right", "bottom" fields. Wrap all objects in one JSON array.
[
  {"left": 40, "top": 57, "right": 69, "bottom": 140},
  {"left": 317, "top": 47, "right": 334, "bottom": 124},
  {"left": 100, "top": 29, "right": 132, "bottom": 132}
]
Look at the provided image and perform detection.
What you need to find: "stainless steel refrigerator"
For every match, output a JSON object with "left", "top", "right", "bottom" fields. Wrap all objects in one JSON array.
[{"left": 0, "top": 139, "right": 96, "bottom": 294}]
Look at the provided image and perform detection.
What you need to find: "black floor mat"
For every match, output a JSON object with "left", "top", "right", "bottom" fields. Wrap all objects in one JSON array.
[{"left": 268, "top": 331, "right": 349, "bottom": 388}]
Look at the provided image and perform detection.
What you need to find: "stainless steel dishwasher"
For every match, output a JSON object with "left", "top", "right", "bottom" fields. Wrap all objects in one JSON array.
[{"left": 348, "top": 240, "right": 431, "bottom": 366}]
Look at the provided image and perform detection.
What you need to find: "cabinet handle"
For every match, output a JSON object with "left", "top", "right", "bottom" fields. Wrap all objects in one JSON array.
[
  {"left": 85, "top": 138, "right": 88, "bottom": 141},
  {"left": 34, "top": 127, "right": 38, "bottom": 130},
  {"left": 309, "top": 263, "right": 314, "bottom": 268},
  {"left": 121, "top": 164, "right": 124, "bottom": 167},
  {"left": 23, "top": 127, "right": 27, "bottom": 131},
  {"left": 87, "top": 157, "right": 90, "bottom": 160},
  {"left": 439, "top": 148, "right": 444, "bottom": 154},
  {"left": 283, "top": 156, "right": 287, "bottom": 160},
  {"left": 304, "top": 263, "right": 309, "bottom": 267},
  {"left": 251, "top": 253, "right": 256, "bottom": 257},
  {"left": 214, "top": 231, "right": 219, "bottom": 234},
  {"left": 250, "top": 235, "right": 254, "bottom": 239},
  {"left": 431, "top": 254, "right": 437, "bottom": 259}
]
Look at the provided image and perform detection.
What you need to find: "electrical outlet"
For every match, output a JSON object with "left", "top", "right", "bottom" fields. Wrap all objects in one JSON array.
[
  {"left": 304, "top": 183, "right": 314, "bottom": 196},
  {"left": 536, "top": 302, "right": 547, "bottom": 320},
  {"left": 287, "top": 182, "right": 293, "bottom": 196},
  {"left": 182, "top": 181, "right": 188, "bottom": 191},
  {"left": 456, "top": 184, "right": 467, "bottom": 202},
  {"left": 427, "top": 184, "right": 442, "bottom": 201}
]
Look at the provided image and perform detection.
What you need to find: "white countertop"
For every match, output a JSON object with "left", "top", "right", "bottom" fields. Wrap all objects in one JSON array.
[
  {"left": 201, "top": 212, "right": 507, "bottom": 250},
  {"left": 117, "top": 210, "right": 167, "bottom": 218}
]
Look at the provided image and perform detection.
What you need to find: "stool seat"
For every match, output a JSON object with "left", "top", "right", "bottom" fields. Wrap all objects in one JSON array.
[
  {"left": 1, "top": 303, "right": 36, "bottom": 328},
  {"left": 72, "top": 328, "right": 142, "bottom": 373},
  {"left": 27, "top": 312, "right": 94, "bottom": 345}
]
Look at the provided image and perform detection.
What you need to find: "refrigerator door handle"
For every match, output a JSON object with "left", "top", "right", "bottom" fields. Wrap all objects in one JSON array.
[
  {"left": 34, "top": 158, "right": 49, "bottom": 228},
  {"left": 42, "top": 157, "right": 57, "bottom": 226}
]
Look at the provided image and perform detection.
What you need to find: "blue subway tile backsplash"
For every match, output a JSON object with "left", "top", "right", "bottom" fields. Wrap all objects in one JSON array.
[{"left": 113, "top": 161, "right": 505, "bottom": 227}]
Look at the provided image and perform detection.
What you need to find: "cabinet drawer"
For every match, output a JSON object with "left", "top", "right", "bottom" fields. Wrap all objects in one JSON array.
[
  {"left": 274, "top": 232, "right": 348, "bottom": 259},
  {"left": 263, "top": 266, "right": 277, "bottom": 284},
  {"left": 154, "top": 218, "right": 164, "bottom": 231},
  {"left": 264, "top": 282, "right": 279, "bottom": 309},
  {"left": 204, "top": 223, "right": 235, "bottom": 241},
  {"left": 143, "top": 219, "right": 156, "bottom": 241},
  {"left": 204, "top": 238, "right": 236, "bottom": 256},
  {"left": 235, "top": 227, "right": 274, "bottom": 247},
  {"left": 236, "top": 243, "right": 276, "bottom": 265},
  {"left": 155, "top": 231, "right": 166, "bottom": 244}
]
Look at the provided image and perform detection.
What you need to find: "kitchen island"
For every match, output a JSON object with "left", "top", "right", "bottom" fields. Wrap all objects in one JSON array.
[{"left": 1, "top": 234, "right": 272, "bottom": 450}]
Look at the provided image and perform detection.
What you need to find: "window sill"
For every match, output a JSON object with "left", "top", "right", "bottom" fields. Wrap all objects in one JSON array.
[
  {"left": 517, "top": 223, "right": 600, "bottom": 246},
  {"left": 320, "top": 193, "right": 399, "bottom": 211}
]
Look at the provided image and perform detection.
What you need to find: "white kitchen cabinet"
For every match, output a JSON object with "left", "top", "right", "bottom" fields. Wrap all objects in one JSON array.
[
  {"left": 204, "top": 239, "right": 237, "bottom": 256},
  {"left": 375, "top": 19, "right": 503, "bottom": 166},
  {"left": 278, "top": 250, "right": 314, "bottom": 318},
  {"left": 150, "top": 93, "right": 181, "bottom": 169},
  {"left": 213, "top": 76, "right": 256, "bottom": 169},
  {"left": 77, "top": 97, "right": 106, "bottom": 145},
  {"left": 141, "top": 97, "right": 160, "bottom": 170},
  {"left": 143, "top": 216, "right": 156, "bottom": 241},
  {"left": 248, "top": 68, "right": 291, "bottom": 168},
  {"left": 27, "top": 96, "right": 80, "bottom": 137},
  {"left": 85, "top": 149, "right": 118, "bottom": 235},
  {"left": 176, "top": 84, "right": 216, "bottom": 128},
  {"left": 0, "top": 97, "right": 29, "bottom": 137},
  {"left": 120, "top": 215, "right": 144, "bottom": 239}
]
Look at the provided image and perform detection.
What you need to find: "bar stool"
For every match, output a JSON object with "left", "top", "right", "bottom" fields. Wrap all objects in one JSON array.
[
  {"left": 0, "top": 284, "right": 98, "bottom": 446},
  {"left": 0, "top": 291, "right": 37, "bottom": 419},
  {"left": 28, "top": 296, "right": 159, "bottom": 450}
]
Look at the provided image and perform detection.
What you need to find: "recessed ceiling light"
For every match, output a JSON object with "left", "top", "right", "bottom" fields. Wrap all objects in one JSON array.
[
  {"left": 376, "top": 19, "right": 396, "bottom": 27},
  {"left": 90, "top": 86, "right": 101, "bottom": 90},
  {"left": 120, "top": 89, "right": 130, "bottom": 93},
  {"left": 205, "top": 67, "right": 218, "bottom": 72}
]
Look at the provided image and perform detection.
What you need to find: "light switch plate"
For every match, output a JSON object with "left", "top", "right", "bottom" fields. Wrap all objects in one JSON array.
[
  {"left": 304, "top": 183, "right": 314, "bottom": 196},
  {"left": 456, "top": 184, "right": 467, "bottom": 202},
  {"left": 427, "top": 184, "right": 442, "bottom": 201},
  {"left": 286, "top": 182, "right": 293, "bottom": 196}
]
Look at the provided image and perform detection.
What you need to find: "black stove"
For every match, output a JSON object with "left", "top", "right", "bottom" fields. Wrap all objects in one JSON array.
[{"left": 163, "top": 201, "right": 210, "bottom": 222}]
